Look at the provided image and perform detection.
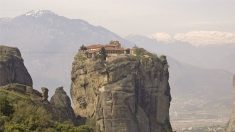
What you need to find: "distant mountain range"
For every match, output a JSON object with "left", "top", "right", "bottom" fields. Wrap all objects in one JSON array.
[
  {"left": 126, "top": 34, "right": 235, "bottom": 97},
  {"left": 0, "top": 10, "right": 233, "bottom": 124},
  {"left": 126, "top": 35, "right": 235, "bottom": 73}
]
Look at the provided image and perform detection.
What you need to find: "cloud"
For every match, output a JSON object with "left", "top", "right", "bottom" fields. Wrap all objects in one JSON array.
[
  {"left": 174, "top": 31, "right": 235, "bottom": 46},
  {"left": 150, "top": 31, "right": 235, "bottom": 46},
  {"left": 149, "top": 32, "right": 173, "bottom": 43}
]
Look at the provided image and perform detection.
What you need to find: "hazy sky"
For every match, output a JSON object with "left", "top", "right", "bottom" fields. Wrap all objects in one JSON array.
[{"left": 1, "top": 0, "right": 235, "bottom": 37}]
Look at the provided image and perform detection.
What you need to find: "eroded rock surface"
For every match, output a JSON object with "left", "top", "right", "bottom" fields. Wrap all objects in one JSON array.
[
  {"left": 71, "top": 48, "right": 172, "bottom": 132},
  {"left": 0, "top": 45, "right": 32, "bottom": 86}
]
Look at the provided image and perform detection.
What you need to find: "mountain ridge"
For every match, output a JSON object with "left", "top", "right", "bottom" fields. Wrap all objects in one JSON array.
[{"left": 126, "top": 34, "right": 235, "bottom": 73}]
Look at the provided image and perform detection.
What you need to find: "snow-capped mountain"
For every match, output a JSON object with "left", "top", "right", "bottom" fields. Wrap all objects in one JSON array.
[
  {"left": 0, "top": 10, "right": 131, "bottom": 51},
  {"left": 24, "top": 10, "right": 56, "bottom": 17}
]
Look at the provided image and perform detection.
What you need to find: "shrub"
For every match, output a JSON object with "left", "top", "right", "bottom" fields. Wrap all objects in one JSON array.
[
  {"left": 11, "top": 102, "right": 52, "bottom": 130},
  {"left": 55, "top": 122, "right": 93, "bottom": 132},
  {"left": 77, "top": 125, "right": 93, "bottom": 132},
  {"left": 4, "top": 123, "right": 29, "bottom": 132},
  {"left": 0, "top": 90, "right": 94, "bottom": 132},
  {"left": 76, "top": 54, "right": 87, "bottom": 62},
  {"left": 0, "top": 96, "right": 14, "bottom": 116}
]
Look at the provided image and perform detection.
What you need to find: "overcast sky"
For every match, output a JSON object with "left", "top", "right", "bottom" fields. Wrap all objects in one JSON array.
[{"left": 1, "top": 0, "right": 235, "bottom": 38}]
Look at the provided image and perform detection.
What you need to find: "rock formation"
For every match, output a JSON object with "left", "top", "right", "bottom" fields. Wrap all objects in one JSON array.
[
  {"left": 50, "top": 86, "right": 77, "bottom": 123},
  {"left": 41, "top": 87, "right": 49, "bottom": 102},
  {"left": 227, "top": 75, "right": 235, "bottom": 132},
  {"left": 0, "top": 45, "right": 77, "bottom": 125},
  {"left": 71, "top": 48, "right": 172, "bottom": 132},
  {"left": 0, "top": 45, "right": 32, "bottom": 87}
]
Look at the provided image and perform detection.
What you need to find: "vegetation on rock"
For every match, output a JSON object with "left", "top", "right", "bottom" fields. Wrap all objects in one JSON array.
[
  {"left": 80, "top": 45, "right": 87, "bottom": 51},
  {"left": 0, "top": 87, "right": 93, "bottom": 132}
]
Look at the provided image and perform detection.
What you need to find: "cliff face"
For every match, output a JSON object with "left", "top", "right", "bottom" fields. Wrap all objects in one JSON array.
[
  {"left": 227, "top": 75, "right": 235, "bottom": 132},
  {"left": 0, "top": 45, "right": 32, "bottom": 86},
  {"left": 71, "top": 48, "right": 172, "bottom": 132}
]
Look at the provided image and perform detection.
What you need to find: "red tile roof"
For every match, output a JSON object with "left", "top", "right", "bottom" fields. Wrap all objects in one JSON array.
[
  {"left": 86, "top": 44, "right": 103, "bottom": 49},
  {"left": 85, "top": 43, "right": 126, "bottom": 52}
]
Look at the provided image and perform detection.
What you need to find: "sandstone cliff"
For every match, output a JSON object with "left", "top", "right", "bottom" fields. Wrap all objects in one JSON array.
[
  {"left": 0, "top": 45, "right": 32, "bottom": 86},
  {"left": 71, "top": 48, "right": 172, "bottom": 132},
  {"left": 227, "top": 75, "right": 235, "bottom": 132}
]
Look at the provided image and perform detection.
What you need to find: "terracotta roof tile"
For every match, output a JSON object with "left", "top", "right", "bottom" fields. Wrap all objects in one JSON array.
[
  {"left": 85, "top": 43, "right": 126, "bottom": 52},
  {"left": 86, "top": 44, "right": 103, "bottom": 49}
]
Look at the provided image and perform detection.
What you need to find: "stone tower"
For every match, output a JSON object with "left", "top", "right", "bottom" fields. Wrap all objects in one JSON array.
[{"left": 226, "top": 75, "right": 235, "bottom": 132}]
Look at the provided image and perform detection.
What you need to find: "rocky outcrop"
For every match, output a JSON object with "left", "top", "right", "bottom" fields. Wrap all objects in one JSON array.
[
  {"left": 50, "top": 87, "right": 77, "bottom": 123},
  {"left": 41, "top": 87, "right": 49, "bottom": 102},
  {"left": 0, "top": 45, "right": 32, "bottom": 86},
  {"left": 0, "top": 45, "right": 77, "bottom": 124},
  {"left": 71, "top": 48, "right": 172, "bottom": 132},
  {"left": 226, "top": 75, "right": 235, "bottom": 132}
]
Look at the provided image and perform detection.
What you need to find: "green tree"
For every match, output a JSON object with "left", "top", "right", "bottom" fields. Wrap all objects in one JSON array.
[
  {"left": 80, "top": 45, "right": 87, "bottom": 51},
  {"left": 134, "top": 48, "right": 144, "bottom": 60},
  {"left": 11, "top": 102, "right": 52, "bottom": 130},
  {"left": 99, "top": 47, "right": 107, "bottom": 60}
]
